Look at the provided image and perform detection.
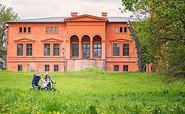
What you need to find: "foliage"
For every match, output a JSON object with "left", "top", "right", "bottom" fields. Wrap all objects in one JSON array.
[
  {"left": 0, "top": 69, "right": 184, "bottom": 113},
  {"left": 0, "top": 4, "right": 18, "bottom": 59},
  {"left": 122, "top": 0, "right": 185, "bottom": 77}
]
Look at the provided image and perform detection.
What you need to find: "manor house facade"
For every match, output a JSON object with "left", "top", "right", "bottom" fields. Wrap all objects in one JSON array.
[{"left": 6, "top": 12, "right": 150, "bottom": 72}]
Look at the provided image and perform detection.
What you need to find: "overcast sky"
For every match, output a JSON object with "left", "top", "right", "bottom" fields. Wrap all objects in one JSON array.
[{"left": 1, "top": 0, "right": 132, "bottom": 19}]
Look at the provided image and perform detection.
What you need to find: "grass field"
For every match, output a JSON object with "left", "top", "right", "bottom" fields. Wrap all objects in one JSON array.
[{"left": 0, "top": 68, "right": 185, "bottom": 114}]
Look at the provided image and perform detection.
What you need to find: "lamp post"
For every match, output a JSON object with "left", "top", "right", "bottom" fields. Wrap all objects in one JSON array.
[{"left": 62, "top": 48, "right": 65, "bottom": 72}]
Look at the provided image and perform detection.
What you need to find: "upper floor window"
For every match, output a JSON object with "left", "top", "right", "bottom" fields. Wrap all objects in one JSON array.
[
  {"left": 53, "top": 43, "right": 59, "bottom": 56},
  {"left": 50, "top": 27, "right": 54, "bottom": 33},
  {"left": 26, "top": 44, "right": 32, "bottom": 56},
  {"left": 44, "top": 43, "right": 50, "bottom": 56},
  {"left": 113, "top": 44, "right": 120, "bottom": 56},
  {"left": 46, "top": 27, "right": 49, "bottom": 33},
  {"left": 123, "top": 44, "right": 129, "bottom": 56},
  {"left": 17, "top": 43, "right": 23, "bottom": 56},
  {"left": 94, "top": 44, "right": 101, "bottom": 57},
  {"left": 19, "top": 27, "right": 31, "bottom": 33},
  {"left": 55, "top": 27, "right": 58, "bottom": 33},
  {"left": 24, "top": 27, "right": 26, "bottom": 33},
  {"left": 120, "top": 27, "right": 123, "bottom": 33},
  {"left": 19, "top": 27, "right": 22, "bottom": 33},
  {"left": 28, "top": 27, "right": 31, "bottom": 33},
  {"left": 46, "top": 27, "right": 58, "bottom": 34},
  {"left": 72, "top": 44, "right": 79, "bottom": 56},
  {"left": 115, "top": 27, "right": 127, "bottom": 34},
  {"left": 115, "top": 27, "right": 118, "bottom": 33},
  {"left": 124, "top": 27, "right": 127, "bottom": 33}
]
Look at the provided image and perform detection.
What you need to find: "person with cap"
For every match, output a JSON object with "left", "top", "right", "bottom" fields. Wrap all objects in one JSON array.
[
  {"left": 31, "top": 70, "right": 43, "bottom": 90},
  {"left": 44, "top": 72, "right": 53, "bottom": 90}
]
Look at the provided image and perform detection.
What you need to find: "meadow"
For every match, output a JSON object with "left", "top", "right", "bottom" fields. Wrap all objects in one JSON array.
[{"left": 0, "top": 68, "right": 184, "bottom": 114}]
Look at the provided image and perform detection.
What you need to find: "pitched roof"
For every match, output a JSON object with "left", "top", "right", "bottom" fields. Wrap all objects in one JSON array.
[
  {"left": 7, "top": 16, "right": 136, "bottom": 23},
  {"left": 7, "top": 17, "right": 66, "bottom": 23},
  {"left": 107, "top": 17, "right": 136, "bottom": 22}
]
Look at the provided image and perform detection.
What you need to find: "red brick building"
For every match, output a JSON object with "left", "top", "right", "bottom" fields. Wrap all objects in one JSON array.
[{"left": 6, "top": 12, "right": 148, "bottom": 72}]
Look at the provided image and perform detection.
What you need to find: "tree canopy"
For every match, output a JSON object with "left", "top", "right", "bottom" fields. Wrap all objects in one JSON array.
[
  {"left": 122, "top": 0, "right": 185, "bottom": 78},
  {"left": 0, "top": 4, "right": 18, "bottom": 59}
]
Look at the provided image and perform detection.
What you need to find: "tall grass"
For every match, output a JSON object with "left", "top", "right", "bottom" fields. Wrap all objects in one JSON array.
[{"left": 0, "top": 68, "right": 184, "bottom": 113}]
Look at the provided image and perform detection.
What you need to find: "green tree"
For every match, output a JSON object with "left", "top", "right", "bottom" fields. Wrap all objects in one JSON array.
[
  {"left": 0, "top": 4, "right": 18, "bottom": 60},
  {"left": 121, "top": 0, "right": 185, "bottom": 78}
]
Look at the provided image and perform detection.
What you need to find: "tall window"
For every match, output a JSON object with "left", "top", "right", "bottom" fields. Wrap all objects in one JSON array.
[
  {"left": 123, "top": 44, "right": 129, "bottom": 56},
  {"left": 72, "top": 44, "right": 79, "bottom": 56},
  {"left": 44, "top": 44, "right": 50, "bottom": 56},
  {"left": 83, "top": 44, "right": 90, "bottom": 58},
  {"left": 46, "top": 27, "right": 49, "bottom": 33},
  {"left": 54, "top": 65, "right": 58, "bottom": 72},
  {"left": 24, "top": 27, "right": 26, "bottom": 33},
  {"left": 45, "top": 65, "right": 49, "bottom": 71},
  {"left": 19, "top": 27, "right": 22, "bottom": 33},
  {"left": 114, "top": 65, "right": 119, "bottom": 71},
  {"left": 17, "top": 44, "right": 23, "bottom": 56},
  {"left": 94, "top": 44, "right": 101, "bottom": 57},
  {"left": 26, "top": 44, "right": 32, "bottom": 56},
  {"left": 115, "top": 27, "right": 118, "bottom": 33},
  {"left": 120, "top": 27, "right": 123, "bottom": 33},
  {"left": 55, "top": 27, "right": 58, "bottom": 33},
  {"left": 53, "top": 43, "right": 59, "bottom": 56},
  {"left": 123, "top": 65, "right": 128, "bottom": 71},
  {"left": 28, "top": 27, "right": 31, "bottom": 33},
  {"left": 124, "top": 27, "right": 127, "bottom": 33},
  {"left": 50, "top": 27, "right": 54, "bottom": 33},
  {"left": 113, "top": 44, "right": 120, "bottom": 56},
  {"left": 18, "top": 64, "right": 22, "bottom": 71}
]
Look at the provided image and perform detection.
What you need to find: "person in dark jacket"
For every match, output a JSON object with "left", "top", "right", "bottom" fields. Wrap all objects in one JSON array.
[{"left": 31, "top": 71, "right": 42, "bottom": 90}]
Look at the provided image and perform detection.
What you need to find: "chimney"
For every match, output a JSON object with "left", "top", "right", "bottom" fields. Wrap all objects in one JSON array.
[
  {"left": 102, "top": 12, "right": 107, "bottom": 17},
  {"left": 71, "top": 12, "right": 78, "bottom": 17}
]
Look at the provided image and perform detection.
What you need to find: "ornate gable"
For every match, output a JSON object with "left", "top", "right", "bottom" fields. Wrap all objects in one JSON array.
[
  {"left": 14, "top": 38, "right": 36, "bottom": 43},
  {"left": 41, "top": 38, "right": 63, "bottom": 42},
  {"left": 64, "top": 14, "right": 107, "bottom": 22},
  {"left": 109, "top": 38, "right": 133, "bottom": 42}
]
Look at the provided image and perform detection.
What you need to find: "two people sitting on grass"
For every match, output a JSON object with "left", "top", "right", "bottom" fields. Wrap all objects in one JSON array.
[{"left": 31, "top": 71, "right": 53, "bottom": 90}]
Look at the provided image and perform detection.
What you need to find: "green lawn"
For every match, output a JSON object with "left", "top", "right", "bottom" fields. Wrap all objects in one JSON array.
[{"left": 0, "top": 68, "right": 184, "bottom": 114}]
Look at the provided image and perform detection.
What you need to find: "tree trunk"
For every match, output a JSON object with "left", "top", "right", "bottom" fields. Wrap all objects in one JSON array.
[{"left": 127, "top": 21, "right": 145, "bottom": 72}]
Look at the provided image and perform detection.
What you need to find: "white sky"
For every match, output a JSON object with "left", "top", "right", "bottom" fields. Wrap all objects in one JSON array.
[{"left": 0, "top": 0, "right": 132, "bottom": 19}]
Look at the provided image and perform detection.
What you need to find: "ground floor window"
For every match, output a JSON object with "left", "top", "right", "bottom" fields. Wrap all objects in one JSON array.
[
  {"left": 54, "top": 65, "right": 58, "bottom": 72},
  {"left": 45, "top": 65, "right": 49, "bottom": 71},
  {"left": 123, "top": 65, "right": 128, "bottom": 71},
  {"left": 114, "top": 65, "right": 119, "bottom": 71},
  {"left": 18, "top": 64, "right": 22, "bottom": 71}
]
